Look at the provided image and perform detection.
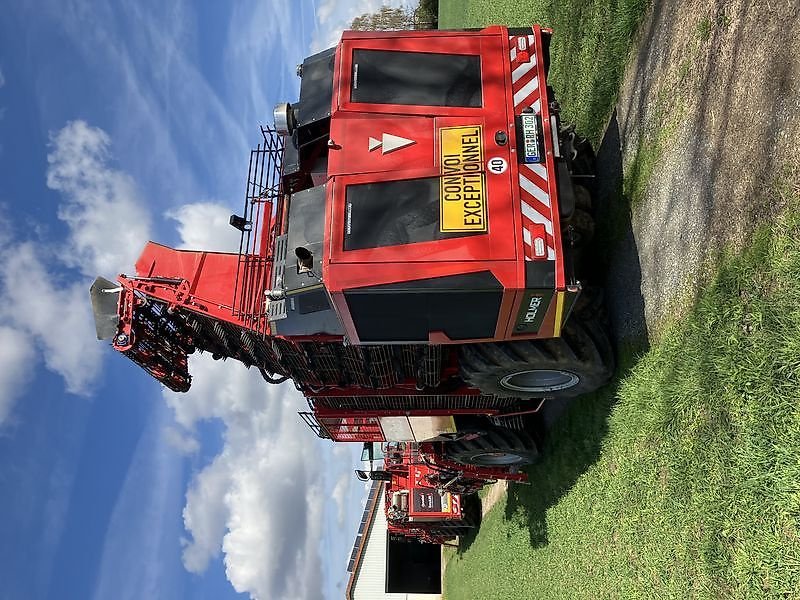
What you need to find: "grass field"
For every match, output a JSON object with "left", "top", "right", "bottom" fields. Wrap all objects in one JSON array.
[
  {"left": 439, "top": 0, "right": 650, "bottom": 143},
  {"left": 439, "top": 3, "right": 800, "bottom": 597},
  {"left": 444, "top": 169, "right": 800, "bottom": 599}
]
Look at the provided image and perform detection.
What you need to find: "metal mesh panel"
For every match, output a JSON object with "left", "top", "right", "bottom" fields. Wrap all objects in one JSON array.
[
  {"left": 299, "top": 413, "right": 384, "bottom": 441},
  {"left": 310, "top": 394, "right": 517, "bottom": 412},
  {"left": 292, "top": 343, "right": 443, "bottom": 390},
  {"left": 133, "top": 291, "right": 446, "bottom": 391},
  {"left": 400, "top": 345, "right": 443, "bottom": 388},
  {"left": 272, "top": 338, "right": 322, "bottom": 387}
]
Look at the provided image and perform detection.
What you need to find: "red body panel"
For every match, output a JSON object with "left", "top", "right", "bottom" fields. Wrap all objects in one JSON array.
[{"left": 322, "top": 25, "right": 565, "bottom": 344}]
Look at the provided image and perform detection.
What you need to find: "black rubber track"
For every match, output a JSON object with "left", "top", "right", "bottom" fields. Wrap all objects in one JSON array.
[
  {"left": 444, "top": 426, "right": 539, "bottom": 467},
  {"left": 459, "top": 318, "right": 614, "bottom": 398}
]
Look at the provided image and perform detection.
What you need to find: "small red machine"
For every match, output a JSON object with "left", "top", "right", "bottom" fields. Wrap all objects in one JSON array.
[{"left": 357, "top": 442, "right": 485, "bottom": 544}]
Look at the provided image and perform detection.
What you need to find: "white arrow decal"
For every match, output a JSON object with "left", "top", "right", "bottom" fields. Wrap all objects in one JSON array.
[
  {"left": 382, "top": 133, "right": 415, "bottom": 154},
  {"left": 368, "top": 133, "right": 416, "bottom": 154}
]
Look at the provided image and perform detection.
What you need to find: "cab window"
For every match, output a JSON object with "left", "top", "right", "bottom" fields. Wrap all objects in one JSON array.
[
  {"left": 351, "top": 49, "right": 482, "bottom": 108},
  {"left": 344, "top": 178, "right": 482, "bottom": 250}
]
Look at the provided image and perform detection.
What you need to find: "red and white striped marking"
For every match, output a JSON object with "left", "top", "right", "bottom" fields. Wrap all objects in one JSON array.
[
  {"left": 451, "top": 493, "right": 461, "bottom": 516},
  {"left": 510, "top": 34, "right": 555, "bottom": 262}
]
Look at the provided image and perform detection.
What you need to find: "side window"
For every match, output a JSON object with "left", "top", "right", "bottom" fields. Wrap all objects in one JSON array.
[
  {"left": 343, "top": 178, "right": 482, "bottom": 251},
  {"left": 351, "top": 50, "right": 482, "bottom": 108}
]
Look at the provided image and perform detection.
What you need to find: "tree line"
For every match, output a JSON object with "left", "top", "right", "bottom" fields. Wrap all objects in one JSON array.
[{"left": 350, "top": 1, "right": 439, "bottom": 31}]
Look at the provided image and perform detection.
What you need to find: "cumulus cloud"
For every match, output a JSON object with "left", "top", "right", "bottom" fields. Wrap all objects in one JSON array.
[
  {"left": 181, "top": 453, "right": 231, "bottom": 571},
  {"left": 163, "top": 426, "right": 200, "bottom": 455},
  {"left": 0, "top": 243, "right": 104, "bottom": 395},
  {"left": 166, "top": 202, "right": 240, "bottom": 253},
  {"left": 0, "top": 326, "right": 36, "bottom": 423},
  {"left": 330, "top": 471, "right": 351, "bottom": 527},
  {"left": 164, "top": 355, "right": 328, "bottom": 600},
  {"left": 0, "top": 120, "right": 154, "bottom": 421},
  {"left": 47, "top": 120, "right": 152, "bottom": 277}
]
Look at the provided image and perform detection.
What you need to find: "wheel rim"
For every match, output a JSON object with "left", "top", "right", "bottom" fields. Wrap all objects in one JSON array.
[
  {"left": 500, "top": 369, "right": 580, "bottom": 393},
  {"left": 470, "top": 451, "right": 527, "bottom": 466}
]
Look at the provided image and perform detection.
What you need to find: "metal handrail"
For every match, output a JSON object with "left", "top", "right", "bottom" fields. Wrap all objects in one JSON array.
[{"left": 231, "top": 127, "right": 285, "bottom": 335}]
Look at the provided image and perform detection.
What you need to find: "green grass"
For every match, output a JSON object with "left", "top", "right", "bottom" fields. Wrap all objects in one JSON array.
[
  {"left": 696, "top": 17, "right": 712, "bottom": 41},
  {"left": 444, "top": 170, "right": 800, "bottom": 599},
  {"left": 439, "top": 4, "right": 800, "bottom": 597},
  {"left": 438, "top": 0, "right": 651, "bottom": 143}
]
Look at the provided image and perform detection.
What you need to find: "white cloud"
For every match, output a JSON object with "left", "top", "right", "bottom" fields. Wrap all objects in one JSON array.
[
  {"left": 0, "top": 66, "right": 5, "bottom": 88},
  {"left": 0, "top": 326, "right": 36, "bottom": 423},
  {"left": 316, "top": 0, "right": 338, "bottom": 25},
  {"left": 166, "top": 202, "right": 240, "bottom": 253},
  {"left": 0, "top": 119, "right": 153, "bottom": 418},
  {"left": 181, "top": 452, "right": 231, "bottom": 572},
  {"left": 36, "top": 0, "right": 249, "bottom": 202},
  {"left": 163, "top": 425, "right": 200, "bottom": 455},
  {"left": 47, "top": 120, "right": 152, "bottom": 277},
  {"left": 0, "top": 242, "right": 104, "bottom": 396},
  {"left": 330, "top": 471, "right": 351, "bottom": 527},
  {"left": 164, "top": 354, "right": 330, "bottom": 600}
]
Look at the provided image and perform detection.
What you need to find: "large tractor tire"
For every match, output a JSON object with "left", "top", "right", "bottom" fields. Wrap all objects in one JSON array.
[
  {"left": 569, "top": 132, "right": 596, "bottom": 175},
  {"left": 459, "top": 319, "right": 614, "bottom": 398},
  {"left": 573, "top": 184, "right": 593, "bottom": 212},
  {"left": 567, "top": 208, "right": 595, "bottom": 248},
  {"left": 444, "top": 426, "right": 538, "bottom": 467}
]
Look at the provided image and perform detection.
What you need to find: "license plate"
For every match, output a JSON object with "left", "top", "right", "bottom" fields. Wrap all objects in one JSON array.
[{"left": 520, "top": 114, "right": 541, "bottom": 163}]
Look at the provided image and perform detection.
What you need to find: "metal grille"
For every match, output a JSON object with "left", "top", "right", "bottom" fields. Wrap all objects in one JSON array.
[
  {"left": 133, "top": 292, "right": 447, "bottom": 391},
  {"left": 187, "top": 312, "right": 286, "bottom": 372},
  {"left": 400, "top": 346, "right": 442, "bottom": 388},
  {"left": 272, "top": 338, "right": 323, "bottom": 387},
  {"left": 266, "top": 234, "right": 288, "bottom": 322},
  {"left": 299, "top": 412, "right": 384, "bottom": 442},
  {"left": 310, "top": 394, "right": 518, "bottom": 412},
  {"left": 287, "top": 343, "right": 443, "bottom": 390},
  {"left": 489, "top": 414, "right": 526, "bottom": 430}
]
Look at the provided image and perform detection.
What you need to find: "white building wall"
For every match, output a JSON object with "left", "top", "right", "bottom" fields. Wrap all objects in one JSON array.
[{"left": 352, "top": 502, "right": 441, "bottom": 600}]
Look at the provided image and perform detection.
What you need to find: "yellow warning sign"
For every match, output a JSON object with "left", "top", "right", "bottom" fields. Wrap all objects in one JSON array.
[{"left": 439, "top": 125, "right": 487, "bottom": 232}]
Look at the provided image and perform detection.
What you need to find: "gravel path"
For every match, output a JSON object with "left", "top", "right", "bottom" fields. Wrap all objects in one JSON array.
[
  {"left": 600, "top": 0, "right": 800, "bottom": 340},
  {"left": 480, "top": 480, "right": 508, "bottom": 516}
]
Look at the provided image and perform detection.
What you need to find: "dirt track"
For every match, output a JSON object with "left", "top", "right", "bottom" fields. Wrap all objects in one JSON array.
[{"left": 601, "top": 0, "right": 800, "bottom": 340}]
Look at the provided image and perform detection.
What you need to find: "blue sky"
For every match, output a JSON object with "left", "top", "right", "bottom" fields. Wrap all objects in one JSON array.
[{"left": 0, "top": 1, "right": 407, "bottom": 598}]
